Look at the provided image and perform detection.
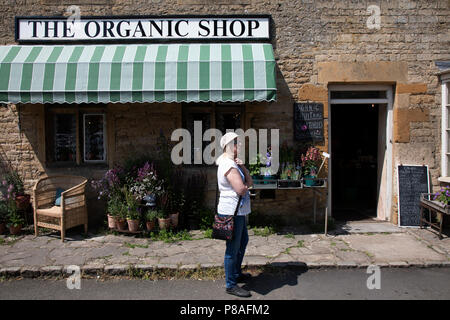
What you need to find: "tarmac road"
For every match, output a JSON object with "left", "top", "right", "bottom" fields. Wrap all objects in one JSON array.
[{"left": 0, "top": 267, "right": 449, "bottom": 300}]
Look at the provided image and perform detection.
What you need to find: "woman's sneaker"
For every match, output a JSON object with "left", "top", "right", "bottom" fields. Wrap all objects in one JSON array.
[{"left": 226, "top": 286, "right": 251, "bottom": 297}]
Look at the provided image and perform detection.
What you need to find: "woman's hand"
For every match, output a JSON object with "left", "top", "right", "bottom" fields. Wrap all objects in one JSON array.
[{"left": 234, "top": 157, "right": 244, "bottom": 166}]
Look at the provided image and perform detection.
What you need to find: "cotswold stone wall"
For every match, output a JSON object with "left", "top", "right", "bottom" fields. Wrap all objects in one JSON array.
[{"left": 0, "top": 0, "right": 449, "bottom": 224}]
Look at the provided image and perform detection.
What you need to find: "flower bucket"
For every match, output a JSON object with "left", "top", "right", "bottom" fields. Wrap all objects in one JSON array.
[
  {"left": 304, "top": 175, "right": 317, "bottom": 187},
  {"left": 263, "top": 175, "right": 275, "bottom": 184},
  {"left": 169, "top": 212, "right": 179, "bottom": 228},
  {"left": 158, "top": 218, "right": 171, "bottom": 230},
  {"left": 107, "top": 214, "right": 117, "bottom": 229},
  {"left": 9, "top": 225, "right": 22, "bottom": 235},
  {"left": 127, "top": 219, "right": 140, "bottom": 232},
  {"left": 116, "top": 219, "right": 127, "bottom": 231}
]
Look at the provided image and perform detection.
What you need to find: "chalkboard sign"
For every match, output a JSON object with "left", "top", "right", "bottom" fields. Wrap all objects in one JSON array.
[
  {"left": 294, "top": 102, "right": 324, "bottom": 142},
  {"left": 397, "top": 165, "right": 430, "bottom": 227}
]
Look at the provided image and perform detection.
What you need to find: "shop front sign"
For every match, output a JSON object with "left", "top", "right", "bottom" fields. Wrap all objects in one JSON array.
[{"left": 15, "top": 15, "right": 271, "bottom": 42}]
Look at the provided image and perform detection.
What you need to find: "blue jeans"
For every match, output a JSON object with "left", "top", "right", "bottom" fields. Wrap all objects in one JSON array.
[{"left": 219, "top": 215, "right": 249, "bottom": 288}]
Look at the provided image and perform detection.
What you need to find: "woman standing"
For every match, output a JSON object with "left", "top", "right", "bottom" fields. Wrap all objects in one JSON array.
[{"left": 216, "top": 132, "right": 253, "bottom": 298}]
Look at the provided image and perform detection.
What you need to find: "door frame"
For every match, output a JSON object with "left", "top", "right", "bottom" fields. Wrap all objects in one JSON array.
[{"left": 328, "top": 84, "right": 393, "bottom": 221}]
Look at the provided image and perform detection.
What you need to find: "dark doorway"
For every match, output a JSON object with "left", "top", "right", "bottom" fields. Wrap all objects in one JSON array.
[{"left": 331, "top": 104, "right": 379, "bottom": 221}]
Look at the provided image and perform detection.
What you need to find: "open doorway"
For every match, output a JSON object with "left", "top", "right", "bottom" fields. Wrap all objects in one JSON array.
[
  {"left": 328, "top": 85, "right": 393, "bottom": 222},
  {"left": 331, "top": 103, "right": 380, "bottom": 221}
]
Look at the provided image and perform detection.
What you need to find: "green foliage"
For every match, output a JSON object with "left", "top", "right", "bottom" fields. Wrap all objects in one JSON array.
[
  {"left": 7, "top": 209, "right": 24, "bottom": 228},
  {"left": 123, "top": 187, "right": 140, "bottom": 220},
  {"left": 284, "top": 233, "right": 295, "bottom": 239},
  {"left": 433, "top": 186, "right": 450, "bottom": 205},
  {"left": 0, "top": 201, "right": 8, "bottom": 223},
  {"left": 107, "top": 192, "right": 124, "bottom": 217},
  {"left": 248, "top": 153, "right": 263, "bottom": 177},
  {"left": 252, "top": 226, "right": 276, "bottom": 237},
  {"left": 149, "top": 229, "right": 193, "bottom": 243},
  {"left": 145, "top": 209, "right": 159, "bottom": 221},
  {"left": 203, "top": 228, "right": 213, "bottom": 239},
  {"left": 156, "top": 210, "right": 168, "bottom": 219},
  {"left": 194, "top": 206, "right": 215, "bottom": 231}
]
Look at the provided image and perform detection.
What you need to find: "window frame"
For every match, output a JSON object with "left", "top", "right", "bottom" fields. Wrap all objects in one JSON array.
[
  {"left": 44, "top": 104, "right": 108, "bottom": 167},
  {"left": 441, "top": 76, "right": 450, "bottom": 179},
  {"left": 181, "top": 102, "right": 246, "bottom": 166}
]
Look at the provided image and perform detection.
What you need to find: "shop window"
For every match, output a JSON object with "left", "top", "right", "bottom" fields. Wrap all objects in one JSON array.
[
  {"left": 442, "top": 81, "right": 450, "bottom": 177},
  {"left": 83, "top": 114, "right": 106, "bottom": 163},
  {"left": 45, "top": 105, "right": 107, "bottom": 166},
  {"left": 182, "top": 103, "right": 244, "bottom": 165}
]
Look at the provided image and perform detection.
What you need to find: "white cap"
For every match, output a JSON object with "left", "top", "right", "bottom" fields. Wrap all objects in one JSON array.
[{"left": 220, "top": 132, "right": 239, "bottom": 149}]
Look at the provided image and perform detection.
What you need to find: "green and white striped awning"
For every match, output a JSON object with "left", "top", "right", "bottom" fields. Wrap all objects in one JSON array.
[{"left": 0, "top": 43, "right": 276, "bottom": 104}]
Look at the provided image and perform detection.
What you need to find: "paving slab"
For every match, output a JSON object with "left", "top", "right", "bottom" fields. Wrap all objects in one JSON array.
[{"left": 341, "top": 233, "right": 447, "bottom": 263}]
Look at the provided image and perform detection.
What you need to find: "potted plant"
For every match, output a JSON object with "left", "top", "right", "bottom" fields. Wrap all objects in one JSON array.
[
  {"left": 278, "top": 164, "right": 289, "bottom": 188},
  {"left": 261, "top": 147, "right": 276, "bottom": 184},
  {"left": 124, "top": 188, "right": 141, "bottom": 232},
  {"left": 0, "top": 200, "right": 7, "bottom": 235},
  {"left": 249, "top": 153, "right": 263, "bottom": 181},
  {"left": 145, "top": 209, "right": 158, "bottom": 231},
  {"left": 126, "top": 209, "right": 140, "bottom": 232},
  {"left": 115, "top": 201, "right": 128, "bottom": 231},
  {"left": 106, "top": 194, "right": 122, "bottom": 229},
  {"left": 157, "top": 210, "right": 171, "bottom": 231},
  {"left": 7, "top": 202, "right": 24, "bottom": 235},
  {"left": 3, "top": 174, "right": 30, "bottom": 211},
  {"left": 301, "top": 146, "right": 322, "bottom": 187},
  {"left": 430, "top": 186, "right": 450, "bottom": 214},
  {"left": 168, "top": 188, "right": 185, "bottom": 228}
]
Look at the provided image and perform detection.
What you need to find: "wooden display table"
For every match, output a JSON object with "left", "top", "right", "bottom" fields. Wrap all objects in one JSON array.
[{"left": 420, "top": 193, "right": 450, "bottom": 239}]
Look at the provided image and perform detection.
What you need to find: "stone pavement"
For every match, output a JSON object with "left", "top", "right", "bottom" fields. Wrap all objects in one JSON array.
[{"left": 0, "top": 222, "right": 449, "bottom": 278}]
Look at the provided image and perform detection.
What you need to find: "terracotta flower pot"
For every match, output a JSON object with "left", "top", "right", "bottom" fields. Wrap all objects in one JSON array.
[
  {"left": 107, "top": 214, "right": 117, "bottom": 229},
  {"left": 116, "top": 219, "right": 127, "bottom": 231},
  {"left": 158, "top": 218, "right": 171, "bottom": 230},
  {"left": 0, "top": 223, "right": 6, "bottom": 235},
  {"left": 169, "top": 212, "right": 179, "bottom": 228},
  {"left": 146, "top": 220, "right": 155, "bottom": 231},
  {"left": 9, "top": 225, "right": 22, "bottom": 235},
  {"left": 15, "top": 194, "right": 31, "bottom": 211},
  {"left": 127, "top": 219, "right": 140, "bottom": 232}
]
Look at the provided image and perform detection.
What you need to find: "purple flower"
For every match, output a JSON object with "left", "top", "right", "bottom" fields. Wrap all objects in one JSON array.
[{"left": 301, "top": 125, "right": 308, "bottom": 131}]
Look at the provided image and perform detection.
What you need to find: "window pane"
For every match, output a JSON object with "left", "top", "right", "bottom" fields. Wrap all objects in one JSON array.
[
  {"left": 84, "top": 114, "right": 105, "bottom": 161},
  {"left": 216, "top": 111, "right": 241, "bottom": 133},
  {"left": 185, "top": 112, "right": 211, "bottom": 164},
  {"left": 54, "top": 114, "right": 76, "bottom": 162}
]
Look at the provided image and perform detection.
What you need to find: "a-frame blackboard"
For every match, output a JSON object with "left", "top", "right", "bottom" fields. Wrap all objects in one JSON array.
[{"left": 397, "top": 165, "right": 430, "bottom": 227}]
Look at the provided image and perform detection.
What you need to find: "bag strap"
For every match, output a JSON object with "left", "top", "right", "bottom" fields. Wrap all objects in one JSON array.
[{"left": 233, "top": 195, "right": 242, "bottom": 217}]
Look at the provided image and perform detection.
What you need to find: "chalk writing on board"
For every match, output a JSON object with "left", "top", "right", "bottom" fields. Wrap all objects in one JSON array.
[
  {"left": 397, "top": 165, "right": 429, "bottom": 227},
  {"left": 293, "top": 102, "right": 324, "bottom": 142}
]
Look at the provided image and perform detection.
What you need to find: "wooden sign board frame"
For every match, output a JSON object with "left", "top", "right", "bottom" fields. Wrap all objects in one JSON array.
[{"left": 396, "top": 164, "right": 430, "bottom": 228}]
